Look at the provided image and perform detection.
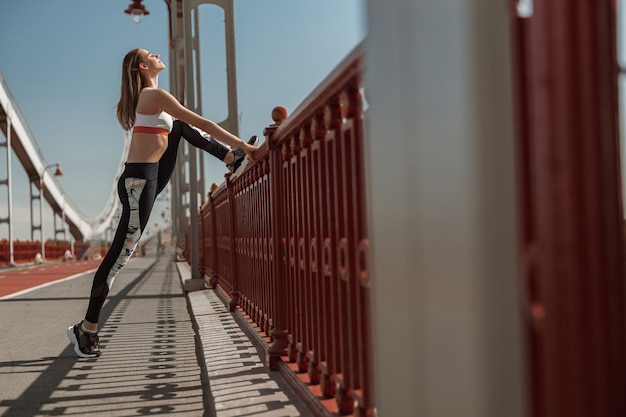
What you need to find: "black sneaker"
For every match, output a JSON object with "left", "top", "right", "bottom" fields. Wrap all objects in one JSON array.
[
  {"left": 67, "top": 322, "right": 102, "bottom": 358},
  {"left": 227, "top": 135, "right": 259, "bottom": 173}
]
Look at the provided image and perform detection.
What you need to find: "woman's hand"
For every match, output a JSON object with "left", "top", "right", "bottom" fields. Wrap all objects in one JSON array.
[{"left": 243, "top": 142, "right": 259, "bottom": 162}]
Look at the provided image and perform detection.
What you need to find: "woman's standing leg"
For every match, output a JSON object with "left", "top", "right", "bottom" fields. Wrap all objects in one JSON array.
[{"left": 68, "top": 163, "right": 158, "bottom": 358}]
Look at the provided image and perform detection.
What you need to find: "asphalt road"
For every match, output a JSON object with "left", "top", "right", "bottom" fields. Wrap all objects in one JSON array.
[{"left": 0, "top": 253, "right": 210, "bottom": 417}]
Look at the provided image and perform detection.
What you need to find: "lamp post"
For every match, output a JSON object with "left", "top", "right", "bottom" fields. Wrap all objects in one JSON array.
[
  {"left": 2, "top": 117, "right": 15, "bottom": 266},
  {"left": 122, "top": 0, "right": 238, "bottom": 282},
  {"left": 39, "top": 163, "right": 62, "bottom": 261},
  {"left": 122, "top": 0, "right": 182, "bottom": 257}
]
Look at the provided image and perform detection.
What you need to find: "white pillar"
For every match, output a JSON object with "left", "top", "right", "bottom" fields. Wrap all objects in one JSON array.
[
  {"left": 183, "top": 1, "right": 202, "bottom": 280},
  {"left": 182, "top": 0, "right": 238, "bottom": 282},
  {"left": 365, "top": 1, "right": 526, "bottom": 416},
  {"left": 40, "top": 172, "right": 45, "bottom": 260},
  {"left": 5, "top": 117, "right": 14, "bottom": 266}
]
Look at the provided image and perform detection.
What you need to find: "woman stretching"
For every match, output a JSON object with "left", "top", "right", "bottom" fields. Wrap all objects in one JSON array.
[{"left": 67, "top": 48, "right": 259, "bottom": 358}]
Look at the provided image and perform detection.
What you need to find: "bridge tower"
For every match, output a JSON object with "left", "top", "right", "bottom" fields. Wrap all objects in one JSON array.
[{"left": 167, "top": 0, "right": 239, "bottom": 281}]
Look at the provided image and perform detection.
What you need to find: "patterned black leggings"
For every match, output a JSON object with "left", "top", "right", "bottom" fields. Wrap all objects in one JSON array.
[{"left": 84, "top": 121, "right": 230, "bottom": 324}]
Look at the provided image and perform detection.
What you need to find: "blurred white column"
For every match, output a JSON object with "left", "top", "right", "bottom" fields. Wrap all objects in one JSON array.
[{"left": 365, "top": 0, "right": 526, "bottom": 416}]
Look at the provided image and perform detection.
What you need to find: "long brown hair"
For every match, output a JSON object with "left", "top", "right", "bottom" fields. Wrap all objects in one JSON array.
[{"left": 116, "top": 49, "right": 146, "bottom": 131}]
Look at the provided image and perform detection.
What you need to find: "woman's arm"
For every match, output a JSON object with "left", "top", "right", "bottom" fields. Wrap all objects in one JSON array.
[{"left": 151, "top": 88, "right": 257, "bottom": 156}]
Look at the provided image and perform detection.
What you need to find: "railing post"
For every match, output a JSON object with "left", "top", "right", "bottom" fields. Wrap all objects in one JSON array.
[
  {"left": 208, "top": 185, "right": 220, "bottom": 289},
  {"left": 307, "top": 109, "right": 328, "bottom": 390},
  {"left": 226, "top": 174, "right": 240, "bottom": 311},
  {"left": 266, "top": 106, "right": 290, "bottom": 369}
]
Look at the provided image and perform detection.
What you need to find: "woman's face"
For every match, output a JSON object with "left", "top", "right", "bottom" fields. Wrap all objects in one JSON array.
[{"left": 140, "top": 50, "right": 165, "bottom": 72}]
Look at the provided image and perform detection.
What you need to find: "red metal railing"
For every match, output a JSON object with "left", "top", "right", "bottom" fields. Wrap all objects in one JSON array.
[
  {"left": 511, "top": 1, "right": 626, "bottom": 416},
  {"left": 0, "top": 239, "right": 92, "bottom": 265},
  {"left": 196, "top": 42, "right": 374, "bottom": 416}
]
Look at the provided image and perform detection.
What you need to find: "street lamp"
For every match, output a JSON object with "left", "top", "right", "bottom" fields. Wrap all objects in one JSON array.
[
  {"left": 124, "top": 0, "right": 150, "bottom": 23},
  {"left": 124, "top": 0, "right": 173, "bottom": 49},
  {"left": 40, "top": 163, "right": 62, "bottom": 261}
]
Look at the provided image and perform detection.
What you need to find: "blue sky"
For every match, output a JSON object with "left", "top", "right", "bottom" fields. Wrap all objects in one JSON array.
[{"left": 0, "top": 0, "right": 366, "bottom": 241}]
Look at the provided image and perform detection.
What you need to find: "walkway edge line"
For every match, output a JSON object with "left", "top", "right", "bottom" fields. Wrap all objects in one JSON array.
[{"left": 0, "top": 268, "right": 98, "bottom": 300}]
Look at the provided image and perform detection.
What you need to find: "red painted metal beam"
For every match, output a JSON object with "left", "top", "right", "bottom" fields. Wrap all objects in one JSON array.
[{"left": 510, "top": 1, "right": 626, "bottom": 416}]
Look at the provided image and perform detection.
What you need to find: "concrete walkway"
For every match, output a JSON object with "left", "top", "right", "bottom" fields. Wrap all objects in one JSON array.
[
  {"left": 179, "top": 262, "right": 306, "bottom": 417},
  {"left": 0, "top": 250, "right": 309, "bottom": 417}
]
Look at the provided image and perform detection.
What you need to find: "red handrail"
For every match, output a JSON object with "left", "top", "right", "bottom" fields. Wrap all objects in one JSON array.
[
  {"left": 196, "top": 41, "right": 374, "bottom": 416},
  {"left": 0, "top": 239, "right": 92, "bottom": 265}
]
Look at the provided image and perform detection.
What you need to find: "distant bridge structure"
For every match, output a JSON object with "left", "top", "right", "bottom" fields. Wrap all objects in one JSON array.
[{"left": 0, "top": 70, "right": 121, "bottom": 244}]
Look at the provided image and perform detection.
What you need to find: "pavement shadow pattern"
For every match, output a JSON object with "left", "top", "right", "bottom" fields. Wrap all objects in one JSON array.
[
  {"left": 0, "top": 256, "right": 207, "bottom": 417},
  {"left": 188, "top": 287, "right": 306, "bottom": 417}
]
